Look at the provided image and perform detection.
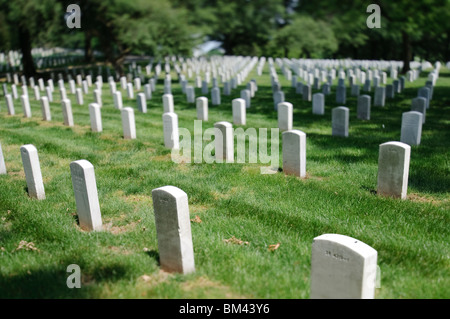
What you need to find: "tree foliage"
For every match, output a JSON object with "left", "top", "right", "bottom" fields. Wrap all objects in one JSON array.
[{"left": 0, "top": 0, "right": 449, "bottom": 76}]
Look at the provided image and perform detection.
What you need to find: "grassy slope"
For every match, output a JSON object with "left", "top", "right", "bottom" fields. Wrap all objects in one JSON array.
[{"left": 0, "top": 63, "right": 448, "bottom": 299}]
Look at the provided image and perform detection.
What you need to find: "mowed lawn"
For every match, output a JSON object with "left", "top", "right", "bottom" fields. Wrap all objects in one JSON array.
[{"left": 0, "top": 63, "right": 448, "bottom": 299}]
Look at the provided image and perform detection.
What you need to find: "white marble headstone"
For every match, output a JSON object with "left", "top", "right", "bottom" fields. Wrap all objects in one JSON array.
[
  {"left": 151, "top": 186, "right": 195, "bottom": 274},
  {"left": 377, "top": 141, "right": 410, "bottom": 199},
  {"left": 196, "top": 97, "right": 208, "bottom": 121},
  {"left": 20, "top": 144, "right": 45, "bottom": 200},
  {"left": 332, "top": 107, "right": 349, "bottom": 137},
  {"left": 163, "top": 112, "right": 180, "bottom": 149},
  {"left": 310, "top": 234, "right": 378, "bottom": 299},
  {"left": 121, "top": 107, "right": 136, "bottom": 140},
  {"left": 89, "top": 103, "right": 102, "bottom": 133},
  {"left": 214, "top": 121, "right": 234, "bottom": 163},
  {"left": 40, "top": 97, "right": 51, "bottom": 121},
  {"left": 282, "top": 130, "right": 306, "bottom": 178},
  {"left": 70, "top": 160, "right": 103, "bottom": 231},
  {"left": 232, "top": 98, "right": 246, "bottom": 126}
]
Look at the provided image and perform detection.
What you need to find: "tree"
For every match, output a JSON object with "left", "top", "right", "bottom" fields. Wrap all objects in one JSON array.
[
  {"left": 172, "top": 0, "right": 285, "bottom": 56},
  {"left": 72, "top": 0, "right": 196, "bottom": 75},
  {"left": 0, "top": 0, "right": 63, "bottom": 77},
  {"left": 272, "top": 16, "right": 338, "bottom": 58}
]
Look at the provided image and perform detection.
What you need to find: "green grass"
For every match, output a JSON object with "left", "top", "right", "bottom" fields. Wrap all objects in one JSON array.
[{"left": 0, "top": 64, "right": 449, "bottom": 299}]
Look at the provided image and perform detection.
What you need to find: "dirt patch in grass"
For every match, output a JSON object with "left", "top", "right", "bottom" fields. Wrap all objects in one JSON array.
[
  {"left": 104, "top": 246, "right": 134, "bottom": 255},
  {"left": 113, "top": 190, "right": 153, "bottom": 212},
  {"left": 103, "top": 220, "right": 139, "bottom": 235},
  {"left": 151, "top": 153, "right": 173, "bottom": 162},
  {"left": 39, "top": 120, "right": 88, "bottom": 135},
  {"left": 138, "top": 270, "right": 172, "bottom": 286},
  {"left": 408, "top": 193, "right": 449, "bottom": 206},
  {"left": 190, "top": 204, "right": 209, "bottom": 214},
  {"left": 211, "top": 186, "right": 241, "bottom": 200},
  {"left": 180, "top": 276, "right": 245, "bottom": 299}
]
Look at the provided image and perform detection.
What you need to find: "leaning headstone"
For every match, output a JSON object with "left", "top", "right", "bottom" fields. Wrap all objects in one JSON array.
[
  {"left": 0, "top": 142, "right": 6, "bottom": 175},
  {"left": 400, "top": 111, "right": 423, "bottom": 146},
  {"left": 151, "top": 186, "right": 195, "bottom": 274},
  {"left": 278, "top": 102, "right": 293, "bottom": 132},
  {"left": 121, "top": 107, "right": 136, "bottom": 139},
  {"left": 163, "top": 94, "right": 174, "bottom": 113},
  {"left": 312, "top": 93, "right": 325, "bottom": 115},
  {"left": 89, "top": 103, "right": 103, "bottom": 133},
  {"left": 40, "top": 97, "right": 51, "bottom": 121},
  {"left": 232, "top": 98, "right": 246, "bottom": 125},
  {"left": 21, "top": 95, "right": 32, "bottom": 118},
  {"left": 70, "top": 160, "right": 103, "bottom": 231},
  {"left": 332, "top": 107, "right": 349, "bottom": 137},
  {"left": 411, "top": 97, "right": 426, "bottom": 124},
  {"left": 310, "top": 233, "right": 378, "bottom": 299},
  {"left": 357, "top": 95, "right": 371, "bottom": 120},
  {"left": 61, "top": 99, "right": 74, "bottom": 127},
  {"left": 5, "top": 95, "right": 15, "bottom": 115},
  {"left": 214, "top": 121, "right": 234, "bottom": 163},
  {"left": 20, "top": 144, "right": 45, "bottom": 200},
  {"left": 163, "top": 112, "right": 179, "bottom": 149},
  {"left": 373, "top": 86, "right": 385, "bottom": 107},
  {"left": 137, "top": 93, "right": 147, "bottom": 113},
  {"left": 282, "top": 130, "right": 306, "bottom": 178},
  {"left": 377, "top": 141, "right": 410, "bottom": 199}
]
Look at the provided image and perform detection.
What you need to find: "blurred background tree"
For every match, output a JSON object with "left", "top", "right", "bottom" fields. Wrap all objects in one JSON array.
[{"left": 0, "top": 0, "right": 449, "bottom": 76}]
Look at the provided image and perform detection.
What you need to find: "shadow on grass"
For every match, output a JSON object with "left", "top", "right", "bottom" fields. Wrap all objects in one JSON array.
[
  {"left": 0, "top": 263, "right": 129, "bottom": 298},
  {"left": 145, "top": 249, "right": 160, "bottom": 267}
]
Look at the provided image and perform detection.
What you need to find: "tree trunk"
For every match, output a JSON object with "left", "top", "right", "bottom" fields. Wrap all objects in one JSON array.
[
  {"left": 84, "top": 31, "right": 94, "bottom": 63},
  {"left": 401, "top": 31, "right": 412, "bottom": 74},
  {"left": 18, "top": 25, "right": 36, "bottom": 77}
]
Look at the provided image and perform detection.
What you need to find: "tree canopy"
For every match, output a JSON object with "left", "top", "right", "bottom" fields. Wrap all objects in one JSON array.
[{"left": 0, "top": 0, "right": 448, "bottom": 76}]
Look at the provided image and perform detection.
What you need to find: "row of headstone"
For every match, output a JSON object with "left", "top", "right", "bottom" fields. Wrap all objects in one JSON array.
[{"left": 1, "top": 147, "right": 383, "bottom": 297}]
